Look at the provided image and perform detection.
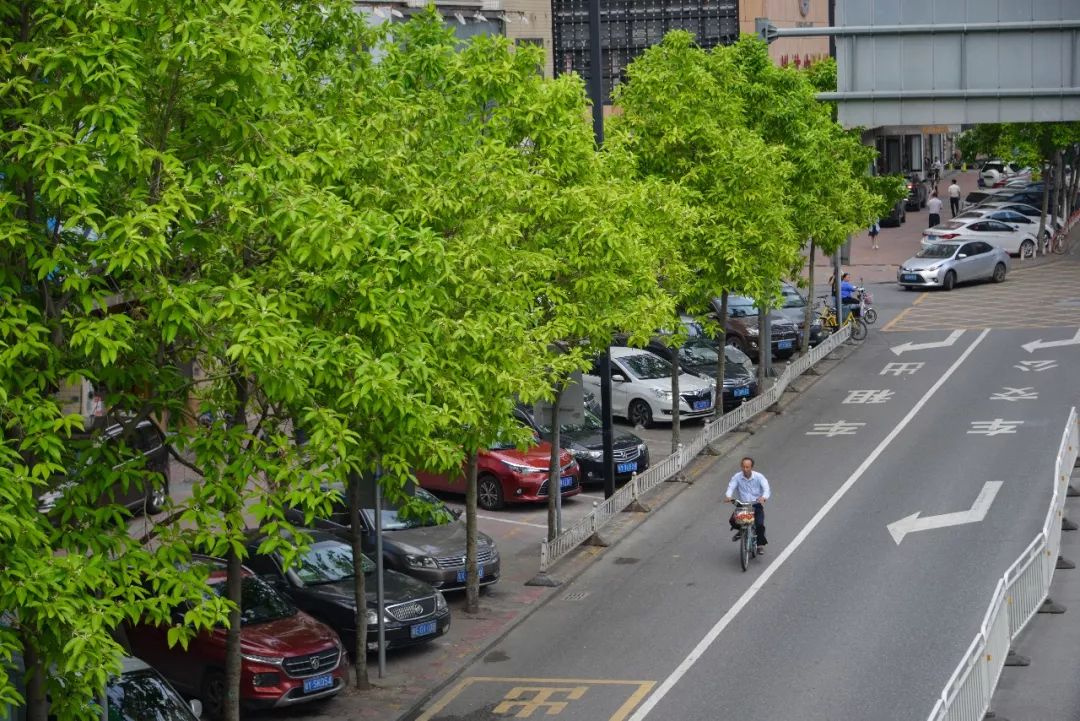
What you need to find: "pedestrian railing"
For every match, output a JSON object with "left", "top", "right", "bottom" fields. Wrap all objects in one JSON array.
[
  {"left": 926, "top": 407, "right": 1078, "bottom": 721},
  {"left": 538, "top": 325, "right": 852, "bottom": 573}
]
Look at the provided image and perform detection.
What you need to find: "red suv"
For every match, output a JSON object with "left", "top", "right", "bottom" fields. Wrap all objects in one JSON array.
[
  {"left": 418, "top": 440, "right": 580, "bottom": 511},
  {"left": 126, "top": 558, "right": 348, "bottom": 715}
]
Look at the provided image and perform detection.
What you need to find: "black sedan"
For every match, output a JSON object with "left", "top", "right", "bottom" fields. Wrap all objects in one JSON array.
[
  {"left": 776, "top": 281, "right": 825, "bottom": 348},
  {"left": 514, "top": 403, "right": 649, "bottom": 486},
  {"left": 642, "top": 337, "right": 758, "bottom": 413},
  {"left": 243, "top": 531, "right": 451, "bottom": 655}
]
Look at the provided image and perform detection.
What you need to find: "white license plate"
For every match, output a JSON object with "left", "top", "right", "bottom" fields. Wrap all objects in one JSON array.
[
  {"left": 733, "top": 387, "right": 750, "bottom": 398},
  {"left": 616, "top": 462, "right": 637, "bottom": 474},
  {"left": 410, "top": 620, "right": 438, "bottom": 638},
  {"left": 303, "top": 674, "right": 333, "bottom": 693},
  {"left": 560, "top": 475, "right": 574, "bottom": 489},
  {"left": 692, "top": 400, "right": 708, "bottom": 411},
  {"left": 902, "top": 274, "right": 919, "bottom": 282},
  {"left": 778, "top": 340, "right": 793, "bottom": 350},
  {"left": 456, "top": 565, "right": 484, "bottom": 583}
]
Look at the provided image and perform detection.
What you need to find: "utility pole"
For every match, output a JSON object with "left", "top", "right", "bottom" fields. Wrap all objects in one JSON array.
[{"left": 587, "top": 0, "right": 616, "bottom": 500}]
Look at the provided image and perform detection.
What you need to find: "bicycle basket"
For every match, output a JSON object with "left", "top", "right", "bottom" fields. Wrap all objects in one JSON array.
[{"left": 733, "top": 507, "right": 755, "bottom": 526}]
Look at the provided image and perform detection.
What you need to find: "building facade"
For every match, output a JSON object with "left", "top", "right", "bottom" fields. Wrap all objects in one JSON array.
[{"left": 739, "top": 0, "right": 828, "bottom": 65}]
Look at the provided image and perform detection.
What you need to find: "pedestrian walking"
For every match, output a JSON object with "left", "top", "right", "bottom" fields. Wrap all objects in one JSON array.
[
  {"left": 927, "top": 192, "right": 943, "bottom": 228},
  {"left": 868, "top": 220, "right": 880, "bottom": 250},
  {"left": 948, "top": 179, "right": 961, "bottom": 217}
]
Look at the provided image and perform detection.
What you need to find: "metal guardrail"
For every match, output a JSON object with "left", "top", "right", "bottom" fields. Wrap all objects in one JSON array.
[
  {"left": 926, "top": 407, "right": 1078, "bottom": 721},
  {"left": 538, "top": 325, "right": 853, "bottom": 572}
]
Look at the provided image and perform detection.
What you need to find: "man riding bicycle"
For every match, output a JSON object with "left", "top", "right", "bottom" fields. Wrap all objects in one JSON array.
[{"left": 726, "top": 457, "right": 771, "bottom": 553}]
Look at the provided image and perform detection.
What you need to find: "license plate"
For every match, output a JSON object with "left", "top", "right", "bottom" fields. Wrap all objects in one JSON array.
[
  {"left": 902, "top": 274, "right": 919, "bottom": 282},
  {"left": 692, "top": 400, "right": 708, "bottom": 411},
  {"left": 456, "top": 565, "right": 484, "bottom": 583},
  {"left": 303, "top": 674, "right": 333, "bottom": 694},
  {"left": 560, "top": 475, "right": 573, "bottom": 489},
  {"left": 410, "top": 620, "right": 438, "bottom": 638},
  {"left": 733, "top": 387, "right": 750, "bottom": 398},
  {"left": 778, "top": 340, "right": 793, "bottom": 350},
  {"left": 616, "top": 461, "right": 637, "bottom": 474}
]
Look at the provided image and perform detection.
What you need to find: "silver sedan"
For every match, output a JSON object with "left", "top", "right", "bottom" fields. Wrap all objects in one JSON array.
[{"left": 897, "top": 240, "right": 1010, "bottom": 291}]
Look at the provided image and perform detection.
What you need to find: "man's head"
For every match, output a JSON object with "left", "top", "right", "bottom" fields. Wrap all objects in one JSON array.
[
  {"left": 932, "top": 191, "right": 939, "bottom": 198},
  {"left": 841, "top": 272, "right": 850, "bottom": 281},
  {"left": 741, "top": 457, "right": 754, "bottom": 476}
]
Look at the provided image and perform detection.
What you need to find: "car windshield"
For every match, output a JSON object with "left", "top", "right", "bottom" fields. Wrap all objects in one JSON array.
[
  {"left": 916, "top": 244, "right": 957, "bottom": 259},
  {"left": 780, "top": 286, "right": 806, "bottom": 309},
  {"left": 725, "top": 345, "right": 752, "bottom": 367},
  {"left": 530, "top": 408, "right": 602, "bottom": 435},
  {"left": 727, "top": 296, "right": 757, "bottom": 317},
  {"left": 678, "top": 338, "right": 719, "bottom": 366},
  {"left": 107, "top": 670, "right": 194, "bottom": 721},
  {"left": 956, "top": 211, "right": 982, "bottom": 219},
  {"left": 620, "top": 353, "right": 673, "bottom": 380},
  {"left": 211, "top": 576, "right": 296, "bottom": 625},
  {"left": 363, "top": 488, "right": 454, "bottom": 531},
  {"left": 293, "top": 542, "right": 375, "bottom": 585}
]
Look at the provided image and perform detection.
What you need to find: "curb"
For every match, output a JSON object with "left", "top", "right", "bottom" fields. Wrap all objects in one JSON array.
[{"left": 396, "top": 336, "right": 862, "bottom": 721}]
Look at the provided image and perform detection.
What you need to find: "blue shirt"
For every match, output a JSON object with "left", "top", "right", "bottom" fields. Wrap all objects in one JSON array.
[
  {"left": 841, "top": 280, "right": 856, "bottom": 299},
  {"left": 726, "top": 470, "right": 771, "bottom": 503}
]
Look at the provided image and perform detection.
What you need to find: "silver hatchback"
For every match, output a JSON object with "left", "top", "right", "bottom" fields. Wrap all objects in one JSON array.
[{"left": 898, "top": 240, "right": 1010, "bottom": 291}]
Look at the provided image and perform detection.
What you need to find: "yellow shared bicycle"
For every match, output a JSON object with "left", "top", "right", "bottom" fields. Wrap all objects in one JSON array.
[{"left": 816, "top": 296, "right": 868, "bottom": 341}]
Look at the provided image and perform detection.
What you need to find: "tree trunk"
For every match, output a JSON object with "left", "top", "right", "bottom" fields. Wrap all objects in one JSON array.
[
  {"left": 756, "top": 303, "right": 767, "bottom": 391},
  {"left": 715, "top": 291, "right": 728, "bottom": 414},
  {"left": 223, "top": 546, "right": 243, "bottom": 721},
  {"left": 670, "top": 339, "right": 680, "bottom": 455},
  {"left": 546, "top": 382, "right": 565, "bottom": 543},
  {"left": 802, "top": 239, "right": 816, "bottom": 354},
  {"left": 1068, "top": 146, "right": 1080, "bottom": 220},
  {"left": 348, "top": 472, "right": 371, "bottom": 688},
  {"left": 1038, "top": 162, "right": 1052, "bottom": 254},
  {"left": 22, "top": 628, "right": 47, "bottom": 721},
  {"left": 465, "top": 450, "right": 480, "bottom": 614},
  {"left": 1055, "top": 149, "right": 1065, "bottom": 221}
]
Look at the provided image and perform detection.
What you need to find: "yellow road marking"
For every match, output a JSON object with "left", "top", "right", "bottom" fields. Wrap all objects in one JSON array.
[
  {"left": 912, "top": 292, "right": 928, "bottom": 306},
  {"left": 416, "top": 677, "right": 656, "bottom": 721}
]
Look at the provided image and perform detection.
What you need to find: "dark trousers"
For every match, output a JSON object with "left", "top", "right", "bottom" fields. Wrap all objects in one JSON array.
[
  {"left": 950, "top": 197, "right": 960, "bottom": 216},
  {"left": 929, "top": 213, "right": 941, "bottom": 228},
  {"left": 730, "top": 503, "right": 767, "bottom": 546}
]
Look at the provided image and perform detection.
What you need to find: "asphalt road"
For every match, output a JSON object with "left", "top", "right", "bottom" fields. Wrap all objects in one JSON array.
[{"left": 409, "top": 265, "right": 1080, "bottom": 721}]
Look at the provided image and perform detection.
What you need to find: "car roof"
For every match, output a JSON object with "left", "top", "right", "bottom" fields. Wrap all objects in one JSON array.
[
  {"left": 247, "top": 528, "right": 342, "bottom": 548},
  {"left": 120, "top": 656, "right": 153, "bottom": 674},
  {"left": 610, "top": 346, "right": 660, "bottom": 360}
]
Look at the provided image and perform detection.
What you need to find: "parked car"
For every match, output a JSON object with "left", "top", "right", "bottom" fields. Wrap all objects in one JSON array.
[
  {"left": 581, "top": 347, "right": 714, "bottom": 429},
  {"left": 921, "top": 218, "right": 1038, "bottom": 257},
  {"left": 708, "top": 295, "right": 800, "bottom": 361},
  {"left": 126, "top": 557, "right": 348, "bottom": 715},
  {"left": 1000, "top": 189, "right": 1047, "bottom": 207},
  {"left": 905, "top": 174, "right": 929, "bottom": 210},
  {"left": 963, "top": 188, "right": 1011, "bottom": 209},
  {"left": 979, "top": 159, "right": 1025, "bottom": 186},
  {"left": 777, "top": 281, "right": 826, "bottom": 348},
  {"left": 879, "top": 197, "right": 907, "bottom": 227},
  {"left": 954, "top": 207, "right": 1053, "bottom": 242},
  {"left": 107, "top": 657, "right": 202, "bottom": 721},
  {"left": 243, "top": 531, "right": 450, "bottom": 655},
  {"left": 641, "top": 335, "right": 758, "bottom": 413},
  {"left": 285, "top": 484, "right": 501, "bottom": 590},
  {"left": 514, "top": 403, "right": 649, "bottom": 486},
  {"left": 37, "top": 419, "right": 170, "bottom": 518},
  {"left": 898, "top": 240, "right": 1009, "bottom": 291},
  {"left": 418, "top": 436, "right": 580, "bottom": 511},
  {"left": 980, "top": 201, "right": 1062, "bottom": 232}
]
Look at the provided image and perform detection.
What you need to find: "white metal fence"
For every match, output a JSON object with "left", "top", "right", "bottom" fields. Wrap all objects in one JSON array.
[
  {"left": 538, "top": 325, "right": 853, "bottom": 572},
  {"left": 926, "top": 407, "right": 1079, "bottom": 721}
]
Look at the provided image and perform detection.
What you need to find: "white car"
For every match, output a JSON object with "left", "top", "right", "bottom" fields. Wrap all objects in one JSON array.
[
  {"left": 953, "top": 207, "right": 1054, "bottom": 243},
  {"left": 978, "top": 201, "right": 1063, "bottom": 233},
  {"left": 979, "top": 159, "right": 1025, "bottom": 185},
  {"left": 582, "top": 347, "right": 715, "bottom": 428},
  {"left": 921, "top": 217, "right": 1038, "bottom": 257}
]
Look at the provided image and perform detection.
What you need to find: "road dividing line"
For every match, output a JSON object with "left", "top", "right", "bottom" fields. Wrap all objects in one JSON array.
[
  {"left": 477, "top": 515, "right": 548, "bottom": 529},
  {"left": 913, "top": 292, "right": 928, "bottom": 306},
  {"left": 627, "top": 328, "right": 992, "bottom": 721}
]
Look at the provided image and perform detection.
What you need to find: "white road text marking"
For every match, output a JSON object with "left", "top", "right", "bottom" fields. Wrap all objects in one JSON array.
[
  {"left": 991, "top": 387, "right": 1038, "bottom": 402},
  {"left": 1016, "top": 360, "right": 1057, "bottom": 372},
  {"left": 968, "top": 419, "right": 1024, "bottom": 436},
  {"left": 880, "top": 362, "right": 925, "bottom": 376},
  {"left": 806, "top": 421, "right": 866, "bottom": 437},
  {"left": 843, "top": 390, "right": 894, "bottom": 405}
]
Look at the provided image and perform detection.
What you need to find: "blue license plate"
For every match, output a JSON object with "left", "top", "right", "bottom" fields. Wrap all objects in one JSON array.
[
  {"left": 733, "top": 387, "right": 750, "bottom": 398},
  {"left": 692, "top": 400, "right": 708, "bottom": 411},
  {"left": 456, "top": 565, "right": 484, "bottom": 583},
  {"left": 410, "top": 620, "right": 438, "bottom": 638},
  {"left": 902, "top": 274, "right": 919, "bottom": 282},
  {"left": 560, "top": 475, "right": 574, "bottom": 489},
  {"left": 778, "top": 340, "right": 793, "bottom": 350},
  {"left": 616, "top": 461, "right": 637, "bottom": 474},
  {"left": 303, "top": 674, "right": 333, "bottom": 694}
]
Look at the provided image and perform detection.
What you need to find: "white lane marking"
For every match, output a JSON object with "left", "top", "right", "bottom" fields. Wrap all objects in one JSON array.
[
  {"left": 887, "top": 481, "right": 1003, "bottom": 545},
  {"left": 1022, "top": 328, "right": 1080, "bottom": 353},
  {"left": 890, "top": 329, "right": 965, "bottom": 355},
  {"left": 627, "top": 327, "right": 991, "bottom": 721},
  {"left": 476, "top": 515, "right": 548, "bottom": 529},
  {"left": 968, "top": 419, "right": 1024, "bottom": 436},
  {"left": 880, "top": 362, "right": 925, "bottom": 376}
]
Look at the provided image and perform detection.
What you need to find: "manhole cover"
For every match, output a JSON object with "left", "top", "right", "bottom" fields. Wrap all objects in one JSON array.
[{"left": 562, "top": 591, "right": 590, "bottom": 601}]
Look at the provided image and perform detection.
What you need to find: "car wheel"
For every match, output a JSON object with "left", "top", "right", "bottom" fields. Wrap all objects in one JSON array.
[
  {"left": 628, "top": 399, "right": 654, "bottom": 429},
  {"left": 992, "top": 262, "right": 1007, "bottom": 283},
  {"left": 200, "top": 670, "right": 226, "bottom": 720},
  {"left": 1020, "top": 239, "right": 1035, "bottom": 258},
  {"left": 477, "top": 474, "right": 505, "bottom": 511},
  {"left": 726, "top": 335, "right": 749, "bottom": 355},
  {"left": 942, "top": 271, "right": 956, "bottom": 291},
  {"left": 145, "top": 469, "right": 169, "bottom": 515}
]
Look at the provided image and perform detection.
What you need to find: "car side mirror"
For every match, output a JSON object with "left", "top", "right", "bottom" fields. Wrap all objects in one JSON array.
[
  {"left": 611, "top": 373, "right": 628, "bottom": 383},
  {"left": 190, "top": 700, "right": 203, "bottom": 718},
  {"left": 957, "top": 253, "right": 967, "bottom": 258}
]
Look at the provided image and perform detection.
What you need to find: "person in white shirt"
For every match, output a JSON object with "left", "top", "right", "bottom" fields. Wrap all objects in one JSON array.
[
  {"left": 948, "top": 180, "right": 961, "bottom": 217},
  {"left": 726, "top": 457, "right": 771, "bottom": 551},
  {"left": 926, "top": 192, "right": 943, "bottom": 228}
]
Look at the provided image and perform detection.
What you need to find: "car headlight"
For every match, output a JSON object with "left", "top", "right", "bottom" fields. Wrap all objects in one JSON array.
[
  {"left": 405, "top": 554, "right": 439, "bottom": 570},
  {"left": 652, "top": 388, "right": 673, "bottom": 400},
  {"left": 435, "top": 591, "right": 448, "bottom": 612},
  {"left": 569, "top": 447, "right": 603, "bottom": 461},
  {"left": 501, "top": 459, "right": 546, "bottom": 474},
  {"left": 746, "top": 326, "right": 759, "bottom": 336},
  {"left": 241, "top": 653, "right": 283, "bottom": 666},
  {"left": 637, "top": 443, "right": 648, "bottom": 455}
]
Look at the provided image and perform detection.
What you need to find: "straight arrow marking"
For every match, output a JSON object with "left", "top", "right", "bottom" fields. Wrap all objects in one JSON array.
[
  {"left": 890, "top": 330, "right": 965, "bottom": 356},
  {"left": 887, "top": 481, "right": 1003, "bottom": 545},
  {"left": 1022, "top": 328, "right": 1080, "bottom": 353}
]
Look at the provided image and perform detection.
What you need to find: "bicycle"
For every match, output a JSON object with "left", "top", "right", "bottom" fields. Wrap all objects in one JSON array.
[
  {"left": 816, "top": 296, "right": 869, "bottom": 341},
  {"left": 854, "top": 284, "right": 877, "bottom": 325},
  {"left": 731, "top": 500, "right": 758, "bottom": 571},
  {"left": 1052, "top": 229, "right": 1070, "bottom": 255}
]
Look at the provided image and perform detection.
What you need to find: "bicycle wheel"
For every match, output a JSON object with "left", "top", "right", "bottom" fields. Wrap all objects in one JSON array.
[
  {"left": 850, "top": 318, "right": 868, "bottom": 341},
  {"left": 1053, "top": 234, "right": 1068, "bottom": 255},
  {"left": 739, "top": 529, "right": 749, "bottom": 572},
  {"left": 864, "top": 308, "right": 878, "bottom": 324}
]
